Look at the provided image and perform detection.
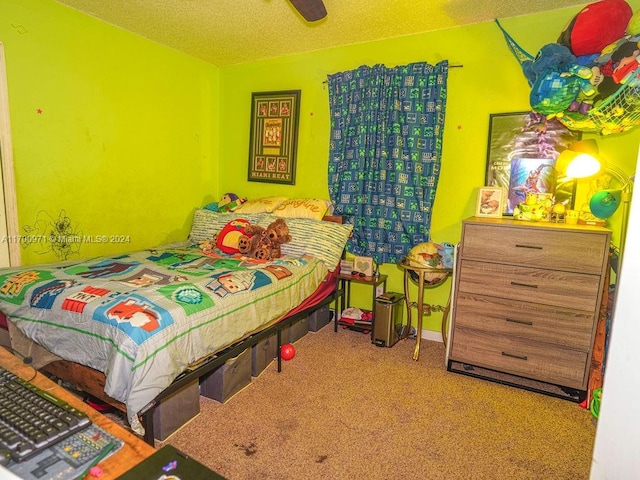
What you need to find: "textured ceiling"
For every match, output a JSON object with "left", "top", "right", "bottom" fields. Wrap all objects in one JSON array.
[{"left": 53, "top": 0, "right": 587, "bottom": 67}]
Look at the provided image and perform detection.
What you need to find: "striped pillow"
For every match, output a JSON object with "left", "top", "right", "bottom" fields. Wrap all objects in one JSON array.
[
  {"left": 188, "top": 209, "right": 268, "bottom": 244},
  {"left": 189, "top": 210, "right": 351, "bottom": 269},
  {"left": 268, "top": 215, "right": 352, "bottom": 270}
]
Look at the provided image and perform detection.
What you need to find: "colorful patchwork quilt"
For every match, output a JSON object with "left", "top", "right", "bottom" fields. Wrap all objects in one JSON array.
[{"left": 0, "top": 244, "right": 329, "bottom": 434}]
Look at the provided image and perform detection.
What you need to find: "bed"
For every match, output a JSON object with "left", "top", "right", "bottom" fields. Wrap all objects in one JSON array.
[{"left": 0, "top": 206, "right": 352, "bottom": 442}]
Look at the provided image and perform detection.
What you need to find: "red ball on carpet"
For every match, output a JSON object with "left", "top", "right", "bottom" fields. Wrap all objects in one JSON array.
[{"left": 280, "top": 343, "right": 296, "bottom": 361}]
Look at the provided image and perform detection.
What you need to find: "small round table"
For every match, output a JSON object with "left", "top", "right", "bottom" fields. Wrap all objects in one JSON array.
[{"left": 397, "top": 257, "right": 453, "bottom": 361}]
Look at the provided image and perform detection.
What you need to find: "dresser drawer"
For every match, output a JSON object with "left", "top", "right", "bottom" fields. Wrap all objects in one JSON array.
[
  {"left": 461, "top": 223, "right": 608, "bottom": 274},
  {"left": 451, "top": 328, "right": 588, "bottom": 389},
  {"left": 457, "top": 259, "right": 602, "bottom": 311},
  {"left": 454, "top": 294, "right": 594, "bottom": 350}
]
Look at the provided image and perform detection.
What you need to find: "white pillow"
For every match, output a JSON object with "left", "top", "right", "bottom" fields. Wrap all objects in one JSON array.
[
  {"left": 272, "top": 198, "right": 331, "bottom": 220},
  {"left": 235, "top": 196, "right": 289, "bottom": 214}
]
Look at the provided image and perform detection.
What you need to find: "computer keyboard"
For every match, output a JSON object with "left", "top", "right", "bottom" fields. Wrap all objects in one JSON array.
[{"left": 0, "top": 366, "right": 91, "bottom": 462}]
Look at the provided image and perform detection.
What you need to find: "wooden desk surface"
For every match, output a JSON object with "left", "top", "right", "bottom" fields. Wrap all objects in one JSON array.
[{"left": 0, "top": 347, "right": 156, "bottom": 479}]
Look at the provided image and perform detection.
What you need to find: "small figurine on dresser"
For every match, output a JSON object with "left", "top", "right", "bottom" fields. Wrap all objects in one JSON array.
[
  {"left": 549, "top": 202, "right": 567, "bottom": 223},
  {"left": 513, "top": 192, "right": 554, "bottom": 222}
]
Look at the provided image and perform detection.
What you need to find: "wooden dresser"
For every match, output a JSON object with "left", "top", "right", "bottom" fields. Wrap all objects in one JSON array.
[{"left": 447, "top": 216, "right": 611, "bottom": 400}]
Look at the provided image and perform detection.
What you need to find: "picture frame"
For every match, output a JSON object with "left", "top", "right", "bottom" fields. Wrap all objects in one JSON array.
[
  {"left": 476, "top": 186, "right": 504, "bottom": 218},
  {"left": 247, "top": 90, "right": 301, "bottom": 185},
  {"left": 352, "top": 256, "right": 374, "bottom": 277},
  {"left": 485, "top": 111, "right": 581, "bottom": 214}
]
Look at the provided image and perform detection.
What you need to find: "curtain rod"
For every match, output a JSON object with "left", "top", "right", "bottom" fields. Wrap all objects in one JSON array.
[{"left": 322, "top": 64, "right": 463, "bottom": 84}]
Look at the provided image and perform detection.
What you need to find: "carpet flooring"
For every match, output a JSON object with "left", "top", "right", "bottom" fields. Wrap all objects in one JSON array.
[{"left": 155, "top": 324, "right": 596, "bottom": 480}]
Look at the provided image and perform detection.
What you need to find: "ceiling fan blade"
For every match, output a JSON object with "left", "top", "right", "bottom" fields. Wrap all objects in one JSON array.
[{"left": 288, "top": 0, "right": 327, "bottom": 22}]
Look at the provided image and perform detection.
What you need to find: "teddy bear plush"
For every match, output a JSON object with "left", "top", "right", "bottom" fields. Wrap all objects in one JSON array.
[
  {"left": 264, "top": 218, "right": 292, "bottom": 259},
  {"left": 241, "top": 218, "right": 291, "bottom": 261},
  {"left": 207, "top": 218, "right": 291, "bottom": 260},
  {"left": 242, "top": 224, "right": 272, "bottom": 260}
]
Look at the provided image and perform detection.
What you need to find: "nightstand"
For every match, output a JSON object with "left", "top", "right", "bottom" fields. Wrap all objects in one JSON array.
[{"left": 335, "top": 272, "right": 387, "bottom": 333}]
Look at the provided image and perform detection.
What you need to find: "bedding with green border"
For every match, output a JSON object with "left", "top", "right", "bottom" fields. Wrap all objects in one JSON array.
[{"left": 0, "top": 244, "right": 329, "bottom": 435}]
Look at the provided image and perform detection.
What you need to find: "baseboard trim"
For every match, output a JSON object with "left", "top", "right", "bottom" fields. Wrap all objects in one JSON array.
[{"left": 421, "top": 329, "right": 442, "bottom": 343}]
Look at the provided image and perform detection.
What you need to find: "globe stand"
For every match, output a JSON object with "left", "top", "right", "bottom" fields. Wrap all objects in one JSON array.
[{"left": 397, "top": 257, "right": 452, "bottom": 361}]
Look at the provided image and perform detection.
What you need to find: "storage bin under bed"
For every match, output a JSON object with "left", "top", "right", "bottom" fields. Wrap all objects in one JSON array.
[
  {"left": 200, "top": 349, "right": 252, "bottom": 403},
  {"left": 308, "top": 305, "right": 331, "bottom": 332},
  {"left": 152, "top": 379, "right": 200, "bottom": 441},
  {"left": 251, "top": 334, "right": 277, "bottom": 377}
]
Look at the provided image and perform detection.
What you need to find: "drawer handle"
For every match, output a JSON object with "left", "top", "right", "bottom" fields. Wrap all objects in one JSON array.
[
  {"left": 515, "top": 244, "right": 543, "bottom": 250},
  {"left": 510, "top": 281, "right": 538, "bottom": 289},
  {"left": 502, "top": 352, "right": 528, "bottom": 361},
  {"left": 505, "top": 317, "right": 533, "bottom": 326}
]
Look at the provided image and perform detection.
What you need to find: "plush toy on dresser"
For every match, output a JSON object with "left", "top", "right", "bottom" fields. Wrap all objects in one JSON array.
[{"left": 513, "top": 192, "right": 554, "bottom": 222}]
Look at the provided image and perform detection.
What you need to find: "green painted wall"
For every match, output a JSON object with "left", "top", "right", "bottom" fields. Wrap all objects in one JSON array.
[
  {"left": 1, "top": 0, "right": 638, "bottom": 334},
  {"left": 0, "top": 0, "right": 219, "bottom": 265},
  {"left": 218, "top": 3, "right": 640, "bottom": 333}
]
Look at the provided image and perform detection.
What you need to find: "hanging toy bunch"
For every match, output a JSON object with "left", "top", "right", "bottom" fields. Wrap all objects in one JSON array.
[{"left": 498, "top": 0, "right": 640, "bottom": 135}]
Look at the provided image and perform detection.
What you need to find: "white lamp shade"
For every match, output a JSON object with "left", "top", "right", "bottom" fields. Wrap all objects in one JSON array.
[{"left": 566, "top": 153, "right": 602, "bottom": 179}]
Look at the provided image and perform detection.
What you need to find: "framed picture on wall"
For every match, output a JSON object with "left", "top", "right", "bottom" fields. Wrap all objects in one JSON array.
[
  {"left": 485, "top": 111, "right": 581, "bottom": 214},
  {"left": 475, "top": 186, "right": 504, "bottom": 218},
  {"left": 247, "top": 90, "right": 301, "bottom": 185}
]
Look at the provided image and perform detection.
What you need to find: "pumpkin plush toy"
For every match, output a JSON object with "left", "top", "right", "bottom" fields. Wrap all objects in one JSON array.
[{"left": 213, "top": 218, "right": 252, "bottom": 254}]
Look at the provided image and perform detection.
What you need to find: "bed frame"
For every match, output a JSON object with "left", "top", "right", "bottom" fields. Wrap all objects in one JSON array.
[{"left": 39, "top": 215, "right": 346, "bottom": 445}]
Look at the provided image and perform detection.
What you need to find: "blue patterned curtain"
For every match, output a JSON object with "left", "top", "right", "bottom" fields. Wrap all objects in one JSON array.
[{"left": 327, "top": 61, "right": 449, "bottom": 264}]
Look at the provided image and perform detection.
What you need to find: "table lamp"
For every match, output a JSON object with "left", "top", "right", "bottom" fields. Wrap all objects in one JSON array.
[{"left": 556, "top": 139, "right": 634, "bottom": 271}]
